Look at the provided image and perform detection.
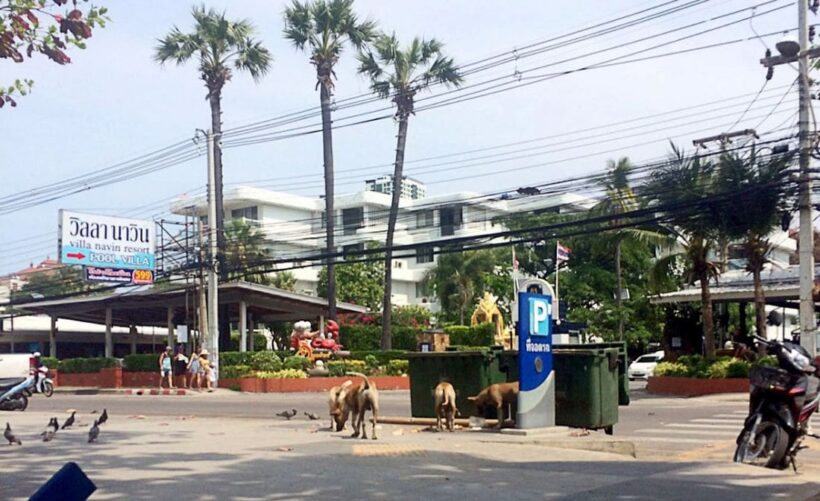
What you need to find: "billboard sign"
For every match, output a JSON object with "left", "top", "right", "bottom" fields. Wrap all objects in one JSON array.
[
  {"left": 84, "top": 266, "right": 155, "bottom": 285},
  {"left": 59, "top": 211, "right": 155, "bottom": 271}
]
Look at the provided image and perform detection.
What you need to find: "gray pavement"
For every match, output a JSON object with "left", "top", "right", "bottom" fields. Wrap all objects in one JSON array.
[{"left": 2, "top": 389, "right": 819, "bottom": 500}]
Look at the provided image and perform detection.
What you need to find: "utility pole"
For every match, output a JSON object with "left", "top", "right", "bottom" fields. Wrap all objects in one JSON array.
[
  {"left": 197, "top": 218, "right": 209, "bottom": 350},
  {"left": 206, "top": 130, "right": 220, "bottom": 381},
  {"left": 797, "top": 0, "right": 818, "bottom": 355},
  {"left": 760, "top": 3, "right": 819, "bottom": 355}
]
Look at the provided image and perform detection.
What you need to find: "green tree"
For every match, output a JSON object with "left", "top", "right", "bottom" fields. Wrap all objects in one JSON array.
[
  {"left": 270, "top": 271, "right": 297, "bottom": 291},
  {"left": 156, "top": 6, "right": 271, "bottom": 281},
  {"left": 283, "top": 0, "right": 376, "bottom": 320},
  {"left": 357, "top": 33, "right": 462, "bottom": 349},
  {"left": 647, "top": 144, "right": 720, "bottom": 358},
  {"left": 0, "top": 0, "right": 108, "bottom": 107},
  {"left": 426, "top": 249, "right": 500, "bottom": 325},
  {"left": 20, "top": 266, "right": 85, "bottom": 297},
  {"left": 592, "top": 157, "right": 669, "bottom": 340},
  {"left": 715, "top": 150, "right": 796, "bottom": 340},
  {"left": 317, "top": 258, "right": 384, "bottom": 311},
  {"left": 224, "top": 220, "right": 270, "bottom": 284}
]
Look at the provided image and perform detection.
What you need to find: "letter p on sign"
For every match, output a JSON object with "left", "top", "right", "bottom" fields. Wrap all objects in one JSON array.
[{"left": 528, "top": 297, "right": 551, "bottom": 336}]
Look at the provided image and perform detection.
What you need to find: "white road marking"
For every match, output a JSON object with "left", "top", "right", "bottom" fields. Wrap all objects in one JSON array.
[
  {"left": 690, "top": 418, "right": 744, "bottom": 424},
  {"left": 625, "top": 436, "right": 725, "bottom": 444},
  {"left": 665, "top": 423, "right": 739, "bottom": 430},
  {"left": 635, "top": 428, "right": 736, "bottom": 436}
]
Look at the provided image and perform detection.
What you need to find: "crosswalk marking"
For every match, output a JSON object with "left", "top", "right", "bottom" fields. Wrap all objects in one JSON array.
[
  {"left": 690, "top": 418, "right": 744, "bottom": 423},
  {"left": 635, "top": 428, "right": 736, "bottom": 436},
  {"left": 628, "top": 436, "right": 722, "bottom": 444},
  {"left": 665, "top": 423, "right": 739, "bottom": 430}
]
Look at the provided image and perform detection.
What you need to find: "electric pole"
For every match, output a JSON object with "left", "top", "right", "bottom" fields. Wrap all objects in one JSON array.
[
  {"left": 797, "top": 0, "right": 817, "bottom": 355},
  {"left": 760, "top": 2, "right": 819, "bottom": 354},
  {"left": 206, "top": 130, "right": 220, "bottom": 381}
]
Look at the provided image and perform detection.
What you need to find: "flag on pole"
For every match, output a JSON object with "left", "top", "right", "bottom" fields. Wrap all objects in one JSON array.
[{"left": 556, "top": 242, "right": 571, "bottom": 263}]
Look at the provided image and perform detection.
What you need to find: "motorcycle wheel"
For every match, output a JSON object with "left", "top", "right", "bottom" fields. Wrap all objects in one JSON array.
[
  {"left": 16, "top": 394, "right": 28, "bottom": 412},
  {"left": 42, "top": 381, "right": 54, "bottom": 398},
  {"left": 734, "top": 419, "right": 789, "bottom": 468}
]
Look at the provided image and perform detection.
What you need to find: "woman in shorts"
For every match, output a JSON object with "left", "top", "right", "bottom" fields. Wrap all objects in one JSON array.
[{"left": 187, "top": 348, "right": 201, "bottom": 391}]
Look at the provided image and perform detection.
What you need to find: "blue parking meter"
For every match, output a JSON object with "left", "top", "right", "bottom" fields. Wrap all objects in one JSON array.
[{"left": 517, "top": 291, "right": 555, "bottom": 428}]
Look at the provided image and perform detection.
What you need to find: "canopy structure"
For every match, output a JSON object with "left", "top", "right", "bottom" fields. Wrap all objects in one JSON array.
[{"left": 14, "top": 281, "right": 367, "bottom": 357}]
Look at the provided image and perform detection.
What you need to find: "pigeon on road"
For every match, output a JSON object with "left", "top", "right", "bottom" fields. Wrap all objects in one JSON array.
[
  {"left": 88, "top": 420, "right": 99, "bottom": 443},
  {"left": 4, "top": 423, "right": 21, "bottom": 445},
  {"left": 41, "top": 419, "right": 57, "bottom": 442},
  {"left": 49, "top": 417, "right": 59, "bottom": 433},
  {"left": 61, "top": 411, "right": 76, "bottom": 430},
  {"left": 98, "top": 409, "right": 108, "bottom": 425},
  {"left": 304, "top": 412, "right": 321, "bottom": 420},
  {"left": 276, "top": 409, "right": 298, "bottom": 420}
]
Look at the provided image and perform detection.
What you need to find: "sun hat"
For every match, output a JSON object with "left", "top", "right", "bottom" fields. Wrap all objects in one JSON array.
[{"left": 200, "top": 349, "right": 209, "bottom": 355}]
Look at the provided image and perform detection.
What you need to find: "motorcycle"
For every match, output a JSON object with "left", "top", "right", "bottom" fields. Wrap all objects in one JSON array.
[
  {"left": 734, "top": 335, "right": 820, "bottom": 470},
  {"left": 0, "top": 376, "right": 32, "bottom": 411},
  {"left": 26, "top": 365, "right": 54, "bottom": 398}
]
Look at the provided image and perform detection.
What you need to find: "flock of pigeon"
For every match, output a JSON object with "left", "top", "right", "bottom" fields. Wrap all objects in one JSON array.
[
  {"left": 276, "top": 409, "right": 320, "bottom": 421},
  {"left": 4, "top": 409, "right": 108, "bottom": 446}
]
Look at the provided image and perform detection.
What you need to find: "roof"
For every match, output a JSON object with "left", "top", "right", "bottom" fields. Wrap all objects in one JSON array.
[
  {"left": 650, "top": 264, "right": 820, "bottom": 306},
  {"left": 13, "top": 281, "right": 367, "bottom": 327}
]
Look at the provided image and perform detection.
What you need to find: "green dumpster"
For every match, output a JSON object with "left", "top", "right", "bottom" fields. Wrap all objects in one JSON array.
[
  {"left": 571, "top": 342, "right": 630, "bottom": 406},
  {"left": 553, "top": 346, "right": 619, "bottom": 433},
  {"left": 406, "top": 351, "right": 506, "bottom": 418}
]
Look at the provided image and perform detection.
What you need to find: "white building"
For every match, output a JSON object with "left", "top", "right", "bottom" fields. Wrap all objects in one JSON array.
[
  {"left": 172, "top": 183, "right": 595, "bottom": 309},
  {"left": 365, "top": 175, "right": 427, "bottom": 200}
]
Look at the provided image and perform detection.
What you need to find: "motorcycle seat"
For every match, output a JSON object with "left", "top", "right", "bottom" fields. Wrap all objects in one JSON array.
[{"left": 0, "top": 378, "right": 27, "bottom": 392}]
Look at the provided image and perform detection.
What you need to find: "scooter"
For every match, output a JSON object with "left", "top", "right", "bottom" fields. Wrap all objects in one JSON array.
[
  {"left": 0, "top": 376, "right": 32, "bottom": 411},
  {"left": 734, "top": 335, "right": 820, "bottom": 470},
  {"left": 26, "top": 365, "right": 54, "bottom": 398}
]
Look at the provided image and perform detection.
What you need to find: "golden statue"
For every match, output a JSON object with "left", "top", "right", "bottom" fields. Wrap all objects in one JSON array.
[{"left": 470, "top": 292, "right": 515, "bottom": 349}]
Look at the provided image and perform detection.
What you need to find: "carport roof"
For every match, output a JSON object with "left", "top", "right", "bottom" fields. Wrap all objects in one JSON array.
[{"left": 13, "top": 281, "right": 367, "bottom": 327}]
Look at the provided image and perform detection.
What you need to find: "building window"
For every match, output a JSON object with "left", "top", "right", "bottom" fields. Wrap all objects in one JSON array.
[
  {"left": 416, "top": 246, "right": 434, "bottom": 264},
  {"left": 342, "top": 207, "right": 364, "bottom": 235},
  {"left": 415, "top": 282, "right": 432, "bottom": 299},
  {"left": 231, "top": 206, "right": 258, "bottom": 221},
  {"left": 416, "top": 210, "right": 434, "bottom": 228},
  {"left": 439, "top": 206, "right": 463, "bottom": 236}
]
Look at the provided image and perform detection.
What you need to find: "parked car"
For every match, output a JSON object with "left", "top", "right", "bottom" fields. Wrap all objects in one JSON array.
[
  {"left": 0, "top": 353, "right": 35, "bottom": 380},
  {"left": 628, "top": 351, "right": 664, "bottom": 380}
]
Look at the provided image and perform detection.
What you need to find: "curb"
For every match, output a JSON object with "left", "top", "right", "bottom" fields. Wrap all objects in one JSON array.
[
  {"left": 53, "top": 387, "right": 189, "bottom": 396},
  {"left": 125, "top": 389, "right": 188, "bottom": 396}
]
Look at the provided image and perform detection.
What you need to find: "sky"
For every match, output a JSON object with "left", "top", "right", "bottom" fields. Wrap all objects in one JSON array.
[{"left": 0, "top": 0, "right": 804, "bottom": 274}]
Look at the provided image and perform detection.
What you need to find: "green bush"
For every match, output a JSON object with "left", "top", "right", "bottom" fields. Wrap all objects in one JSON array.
[
  {"left": 753, "top": 355, "right": 778, "bottom": 368},
  {"left": 249, "top": 352, "right": 282, "bottom": 372},
  {"left": 726, "top": 359, "right": 751, "bottom": 379},
  {"left": 283, "top": 356, "right": 311, "bottom": 372},
  {"left": 385, "top": 359, "right": 409, "bottom": 376},
  {"left": 257, "top": 369, "right": 307, "bottom": 379},
  {"left": 364, "top": 354, "right": 379, "bottom": 371},
  {"left": 391, "top": 326, "right": 424, "bottom": 351},
  {"left": 326, "top": 359, "right": 367, "bottom": 376},
  {"left": 340, "top": 325, "right": 381, "bottom": 351},
  {"left": 221, "top": 365, "right": 254, "bottom": 379},
  {"left": 58, "top": 357, "right": 117, "bottom": 374},
  {"left": 444, "top": 325, "right": 471, "bottom": 345},
  {"left": 653, "top": 362, "right": 689, "bottom": 377},
  {"left": 221, "top": 352, "right": 253, "bottom": 367},
  {"left": 124, "top": 354, "right": 160, "bottom": 372},
  {"left": 706, "top": 359, "right": 731, "bottom": 379},
  {"left": 444, "top": 323, "right": 495, "bottom": 347},
  {"left": 348, "top": 350, "right": 408, "bottom": 366}
]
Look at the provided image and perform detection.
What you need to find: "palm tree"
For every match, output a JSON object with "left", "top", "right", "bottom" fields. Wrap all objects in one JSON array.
[
  {"left": 715, "top": 150, "right": 796, "bottom": 340},
  {"left": 647, "top": 144, "right": 720, "bottom": 358},
  {"left": 427, "top": 250, "right": 496, "bottom": 325},
  {"left": 283, "top": 0, "right": 376, "bottom": 321},
  {"left": 593, "top": 158, "right": 669, "bottom": 340},
  {"left": 357, "top": 33, "right": 462, "bottom": 349},
  {"left": 224, "top": 220, "right": 270, "bottom": 284}
]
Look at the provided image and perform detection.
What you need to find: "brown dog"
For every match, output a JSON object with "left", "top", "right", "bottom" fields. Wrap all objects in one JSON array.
[
  {"left": 467, "top": 381, "right": 519, "bottom": 429},
  {"left": 328, "top": 380, "right": 353, "bottom": 431},
  {"left": 345, "top": 372, "right": 379, "bottom": 440},
  {"left": 434, "top": 382, "right": 458, "bottom": 432}
]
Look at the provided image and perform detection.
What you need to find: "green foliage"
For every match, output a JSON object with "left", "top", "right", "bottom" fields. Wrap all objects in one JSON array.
[
  {"left": 341, "top": 324, "right": 380, "bottom": 350},
  {"left": 220, "top": 352, "right": 253, "bottom": 367},
  {"left": 40, "top": 357, "right": 59, "bottom": 370},
  {"left": 653, "top": 362, "right": 688, "bottom": 377},
  {"left": 391, "top": 305, "right": 432, "bottom": 328},
  {"left": 752, "top": 355, "right": 778, "bottom": 368},
  {"left": 19, "top": 267, "right": 92, "bottom": 298},
  {"left": 58, "top": 357, "right": 117, "bottom": 374},
  {"left": 270, "top": 272, "right": 297, "bottom": 291},
  {"left": 318, "top": 258, "right": 384, "bottom": 311},
  {"left": 221, "top": 365, "right": 254, "bottom": 379},
  {"left": 257, "top": 369, "right": 307, "bottom": 379},
  {"left": 444, "top": 323, "right": 495, "bottom": 346},
  {"left": 327, "top": 359, "right": 368, "bottom": 376},
  {"left": 221, "top": 351, "right": 282, "bottom": 371},
  {"left": 123, "top": 354, "right": 160, "bottom": 373},
  {"left": 726, "top": 359, "right": 751, "bottom": 379},
  {"left": 283, "top": 355, "right": 311, "bottom": 371},
  {"left": 391, "top": 326, "right": 423, "bottom": 351},
  {"left": 385, "top": 359, "right": 409, "bottom": 376},
  {"left": 363, "top": 354, "right": 379, "bottom": 371},
  {"left": 223, "top": 220, "right": 272, "bottom": 284},
  {"left": 348, "top": 350, "right": 408, "bottom": 366}
]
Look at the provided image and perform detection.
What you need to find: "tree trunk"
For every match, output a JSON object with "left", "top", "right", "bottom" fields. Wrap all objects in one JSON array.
[
  {"left": 752, "top": 266, "right": 767, "bottom": 348},
  {"left": 615, "top": 239, "right": 624, "bottom": 341},
  {"left": 381, "top": 114, "right": 409, "bottom": 350},
  {"left": 209, "top": 90, "right": 231, "bottom": 352},
  {"left": 319, "top": 78, "right": 337, "bottom": 320},
  {"left": 699, "top": 269, "right": 716, "bottom": 359}
]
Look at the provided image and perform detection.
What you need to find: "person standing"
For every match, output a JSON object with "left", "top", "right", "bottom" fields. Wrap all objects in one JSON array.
[
  {"left": 187, "top": 348, "right": 201, "bottom": 391},
  {"left": 159, "top": 346, "right": 175, "bottom": 389},
  {"left": 199, "top": 349, "right": 213, "bottom": 392},
  {"left": 175, "top": 349, "right": 189, "bottom": 389}
]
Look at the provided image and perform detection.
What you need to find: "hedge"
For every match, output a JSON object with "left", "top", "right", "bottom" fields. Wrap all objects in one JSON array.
[
  {"left": 349, "top": 350, "right": 408, "bottom": 366},
  {"left": 41, "top": 357, "right": 59, "bottom": 370},
  {"left": 283, "top": 356, "right": 311, "bottom": 371},
  {"left": 654, "top": 355, "right": 776, "bottom": 379},
  {"left": 221, "top": 351, "right": 282, "bottom": 372},
  {"left": 340, "top": 325, "right": 424, "bottom": 351},
  {"left": 444, "top": 323, "right": 495, "bottom": 346},
  {"left": 124, "top": 354, "right": 160, "bottom": 372},
  {"left": 386, "top": 359, "right": 409, "bottom": 376},
  {"left": 58, "top": 357, "right": 117, "bottom": 374},
  {"left": 221, "top": 365, "right": 254, "bottom": 379},
  {"left": 327, "top": 360, "right": 367, "bottom": 377}
]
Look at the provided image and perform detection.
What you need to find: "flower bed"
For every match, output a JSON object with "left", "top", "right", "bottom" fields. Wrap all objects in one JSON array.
[{"left": 647, "top": 376, "right": 749, "bottom": 397}]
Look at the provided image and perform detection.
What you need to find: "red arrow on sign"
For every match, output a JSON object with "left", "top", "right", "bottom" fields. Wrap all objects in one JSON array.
[{"left": 66, "top": 252, "right": 86, "bottom": 260}]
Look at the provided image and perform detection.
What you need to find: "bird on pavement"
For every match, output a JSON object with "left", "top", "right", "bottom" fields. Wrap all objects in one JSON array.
[
  {"left": 61, "top": 411, "right": 76, "bottom": 430},
  {"left": 49, "top": 417, "right": 59, "bottom": 433},
  {"left": 304, "top": 412, "right": 320, "bottom": 420},
  {"left": 4, "top": 423, "right": 21, "bottom": 445},
  {"left": 88, "top": 420, "right": 99, "bottom": 443},
  {"left": 276, "top": 409, "right": 298, "bottom": 420},
  {"left": 98, "top": 409, "right": 108, "bottom": 425},
  {"left": 41, "top": 419, "right": 57, "bottom": 442}
]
